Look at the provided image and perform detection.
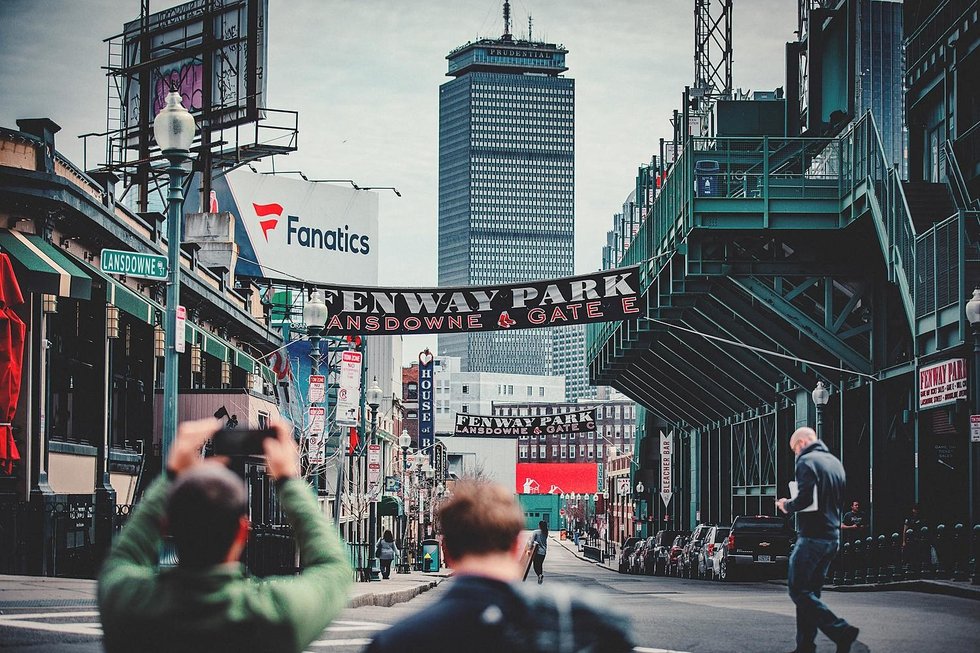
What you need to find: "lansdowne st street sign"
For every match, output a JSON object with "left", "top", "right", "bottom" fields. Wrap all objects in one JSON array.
[{"left": 100, "top": 248, "right": 168, "bottom": 280}]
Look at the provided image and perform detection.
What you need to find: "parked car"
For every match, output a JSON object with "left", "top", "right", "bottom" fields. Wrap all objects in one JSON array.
[
  {"left": 635, "top": 536, "right": 656, "bottom": 574},
  {"left": 650, "top": 530, "right": 688, "bottom": 576},
  {"left": 716, "top": 515, "right": 795, "bottom": 581},
  {"left": 702, "top": 526, "right": 730, "bottom": 580},
  {"left": 681, "top": 524, "right": 714, "bottom": 579},
  {"left": 667, "top": 535, "right": 689, "bottom": 576},
  {"left": 618, "top": 537, "right": 641, "bottom": 573}
]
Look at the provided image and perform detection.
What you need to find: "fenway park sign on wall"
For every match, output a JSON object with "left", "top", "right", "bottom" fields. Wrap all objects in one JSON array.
[
  {"left": 454, "top": 409, "right": 597, "bottom": 437},
  {"left": 317, "top": 266, "right": 641, "bottom": 336}
]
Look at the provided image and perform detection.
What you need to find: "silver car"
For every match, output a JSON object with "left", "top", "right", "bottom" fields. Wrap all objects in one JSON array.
[{"left": 702, "top": 526, "right": 730, "bottom": 580}]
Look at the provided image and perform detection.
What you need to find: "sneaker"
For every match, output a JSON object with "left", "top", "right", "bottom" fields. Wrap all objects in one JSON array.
[
  {"left": 537, "top": 574, "right": 543, "bottom": 585},
  {"left": 835, "top": 626, "right": 859, "bottom": 653}
]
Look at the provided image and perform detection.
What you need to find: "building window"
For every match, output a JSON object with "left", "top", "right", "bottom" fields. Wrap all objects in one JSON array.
[
  {"left": 531, "top": 446, "right": 537, "bottom": 459},
  {"left": 588, "top": 444, "right": 594, "bottom": 458},
  {"left": 568, "top": 447, "right": 575, "bottom": 460},
  {"left": 539, "top": 386, "right": 545, "bottom": 396},
  {"left": 580, "top": 444, "right": 586, "bottom": 456},
  {"left": 540, "top": 445, "right": 547, "bottom": 458},
  {"left": 597, "top": 444, "right": 603, "bottom": 457},
  {"left": 560, "top": 445, "right": 567, "bottom": 459},
  {"left": 462, "top": 404, "right": 469, "bottom": 413},
  {"left": 462, "top": 384, "right": 469, "bottom": 394},
  {"left": 527, "top": 386, "right": 533, "bottom": 396},
  {"left": 552, "top": 445, "right": 559, "bottom": 458},
  {"left": 519, "top": 445, "right": 528, "bottom": 460}
]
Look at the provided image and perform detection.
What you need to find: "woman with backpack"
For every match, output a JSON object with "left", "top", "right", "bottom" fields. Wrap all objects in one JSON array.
[{"left": 375, "top": 530, "right": 400, "bottom": 580}]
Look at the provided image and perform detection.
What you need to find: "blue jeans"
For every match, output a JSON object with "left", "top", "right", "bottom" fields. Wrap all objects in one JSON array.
[{"left": 788, "top": 537, "right": 851, "bottom": 652}]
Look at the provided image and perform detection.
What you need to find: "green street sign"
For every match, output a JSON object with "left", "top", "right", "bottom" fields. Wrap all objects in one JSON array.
[{"left": 100, "top": 249, "right": 168, "bottom": 280}]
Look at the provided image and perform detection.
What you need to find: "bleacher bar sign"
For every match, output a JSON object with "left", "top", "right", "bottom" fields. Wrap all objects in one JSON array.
[
  {"left": 315, "top": 266, "right": 641, "bottom": 336},
  {"left": 660, "top": 431, "right": 673, "bottom": 508},
  {"left": 454, "top": 409, "right": 597, "bottom": 437},
  {"left": 100, "top": 248, "right": 168, "bottom": 280},
  {"left": 918, "top": 358, "right": 967, "bottom": 409}
]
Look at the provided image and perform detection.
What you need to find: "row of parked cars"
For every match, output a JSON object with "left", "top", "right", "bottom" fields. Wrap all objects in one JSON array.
[{"left": 618, "top": 516, "right": 796, "bottom": 581}]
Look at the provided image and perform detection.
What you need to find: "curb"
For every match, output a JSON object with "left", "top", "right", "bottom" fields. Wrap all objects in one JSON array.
[
  {"left": 347, "top": 576, "right": 447, "bottom": 608},
  {"left": 825, "top": 579, "right": 980, "bottom": 601},
  {"left": 554, "top": 538, "right": 618, "bottom": 573}
]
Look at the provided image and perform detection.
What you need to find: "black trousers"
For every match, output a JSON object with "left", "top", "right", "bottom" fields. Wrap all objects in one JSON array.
[
  {"left": 532, "top": 554, "right": 545, "bottom": 577},
  {"left": 380, "top": 558, "right": 393, "bottom": 579}
]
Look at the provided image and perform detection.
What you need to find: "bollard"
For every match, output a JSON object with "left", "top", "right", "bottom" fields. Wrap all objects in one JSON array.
[
  {"left": 842, "top": 541, "right": 853, "bottom": 585},
  {"left": 934, "top": 524, "right": 948, "bottom": 579},
  {"left": 951, "top": 524, "right": 967, "bottom": 581},
  {"left": 973, "top": 525, "right": 980, "bottom": 585},
  {"left": 890, "top": 533, "right": 903, "bottom": 582},
  {"left": 853, "top": 539, "right": 866, "bottom": 584},
  {"left": 832, "top": 543, "right": 845, "bottom": 585},
  {"left": 864, "top": 536, "right": 877, "bottom": 584},
  {"left": 919, "top": 526, "right": 934, "bottom": 579},
  {"left": 904, "top": 529, "right": 919, "bottom": 580},
  {"left": 875, "top": 535, "right": 887, "bottom": 584}
]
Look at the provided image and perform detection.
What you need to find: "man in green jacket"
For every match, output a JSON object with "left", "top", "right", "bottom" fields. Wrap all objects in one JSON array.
[{"left": 98, "top": 417, "right": 352, "bottom": 653}]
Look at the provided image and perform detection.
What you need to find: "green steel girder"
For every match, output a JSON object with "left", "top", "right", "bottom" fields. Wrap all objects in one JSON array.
[
  {"left": 686, "top": 234, "right": 868, "bottom": 278},
  {"left": 637, "top": 343, "right": 742, "bottom": 417},
  {"left": 617, "top": 368, "right": 688, "bottom": 426},
  {"left": 733, "top": 276, "right": 872, "bottom": 375},
  {"left": 631, "top": 350, "right": 722, "bottom": 421},
  {"left": 661, "top": 330, "right": 775, "bottom": 404},
  {"left": 621, "top": 365, "right": 707, "bottom": 426}
]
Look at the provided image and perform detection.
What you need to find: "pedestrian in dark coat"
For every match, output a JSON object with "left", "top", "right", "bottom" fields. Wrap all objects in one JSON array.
[
  {"left": 375, "top": 530, "right": 399, "bottom": 579},
  {"left": 530, "top": 520, "right": 549, "bottom": 584},
  {"left": 777, "top": 427, "right": 859, "bottom": 653},
  {"left": 365, "top": 481, "right": 633, "bottom": 653}
]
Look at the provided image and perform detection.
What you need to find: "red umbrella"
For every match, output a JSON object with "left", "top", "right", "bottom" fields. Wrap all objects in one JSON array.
[{"left": 0, "top": 252, "right": 25, "bottom": 474}]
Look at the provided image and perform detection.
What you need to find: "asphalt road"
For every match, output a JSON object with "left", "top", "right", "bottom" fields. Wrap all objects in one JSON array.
[{"left": 1, "top": 541, "right": 977, "bottom": 652}]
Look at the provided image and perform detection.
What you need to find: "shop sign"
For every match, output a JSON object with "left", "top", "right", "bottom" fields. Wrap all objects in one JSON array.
[
  {"left": 454, "top": 408, "right": 596, "bottom": 436},
  {"left": 918, "top": 358, "right": 967, "bottom": 409},
  {"left": 660, "top": 431, "right": 673, "bottom": 508}
]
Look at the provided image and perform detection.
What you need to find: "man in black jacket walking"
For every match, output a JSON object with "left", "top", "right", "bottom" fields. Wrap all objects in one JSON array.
[
  {"left": 366, "top": 480, "right": 632, "bottom": 653},
  {"left": 777, "top": 427, "right": 859, "bottom": 653}
]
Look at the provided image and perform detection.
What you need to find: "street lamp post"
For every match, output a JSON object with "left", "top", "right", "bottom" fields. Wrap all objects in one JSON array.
[
  {"left": 303, "top": 289, "right": 328, "bottom": 493},
  {"left": 365, "top": 377, "right": 382, "bottom": 581},
  {"left": 965, "top": 288, "right": 980, "bottom": 581},
  {"left": 397, "top": 429, "right": 411, "bottom": 574},
  {"left": 812, "top": 381, "right": 830, "bottom": 440},
  {"left": 154, "top": 89, "right": 196, "bottom": 464}
]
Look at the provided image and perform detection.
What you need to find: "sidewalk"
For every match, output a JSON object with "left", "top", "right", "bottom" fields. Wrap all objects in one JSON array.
[
  {"left": 554, "top": 537, "right": 980, "bottom": 601},
  {"left": 0, "top": 570, "right": 449, "bottom": 610}
]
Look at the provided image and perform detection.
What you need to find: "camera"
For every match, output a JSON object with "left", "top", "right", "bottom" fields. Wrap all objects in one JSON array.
[{"left": 212, "top": 428, "right": 277, "bottom": 456}]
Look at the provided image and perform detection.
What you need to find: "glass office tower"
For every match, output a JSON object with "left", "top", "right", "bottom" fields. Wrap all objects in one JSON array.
[{"left": 438, "top": 31, "right": 574, "bottom": 375}]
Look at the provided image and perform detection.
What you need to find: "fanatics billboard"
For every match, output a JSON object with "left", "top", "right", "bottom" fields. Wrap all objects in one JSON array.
[
  {"left": 516, "top": 463, "right": 599, "bottom": 495},
  {"left": 454, "top": 409, "right": 597, "bottom": 437},
  {"left": 314, "top": 266, "right": 641, "bottom": 336},
  {"left": 209, "top": 169, "right": 380, "bottom": 286}
]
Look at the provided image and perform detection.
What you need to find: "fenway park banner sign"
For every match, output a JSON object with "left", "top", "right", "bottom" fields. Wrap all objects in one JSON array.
[
  {"left": 454, "top": 409, "right": 597, "bottom": 437},
  {"left": 317, "top": 266, "right": 641, "bottom": 336}
]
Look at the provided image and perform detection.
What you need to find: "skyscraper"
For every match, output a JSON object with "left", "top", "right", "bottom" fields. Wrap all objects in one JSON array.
[{"left": 438, "top": 2, "right": 575, "bottom": 375}]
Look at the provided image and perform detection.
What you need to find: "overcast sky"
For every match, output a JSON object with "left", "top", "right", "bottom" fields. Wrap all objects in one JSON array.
[{"left": 0, "top": 0, "right": 796, "bottom": 361}]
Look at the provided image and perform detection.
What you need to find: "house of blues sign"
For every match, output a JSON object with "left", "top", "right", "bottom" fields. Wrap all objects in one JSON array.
[{"left": 316, "top": 267, "right": 641, "bottom": 336}]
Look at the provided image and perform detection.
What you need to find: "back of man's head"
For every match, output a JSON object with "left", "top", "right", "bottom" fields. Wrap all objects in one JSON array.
[
  {"left": 789, "top": 427, "right": 818, "bottom": 451},
  {"left": 167, "top": 464, "right": 247, "bottom": 568},
  {"left": 437, "top": 480, "right": 524, "bottom": 562}
]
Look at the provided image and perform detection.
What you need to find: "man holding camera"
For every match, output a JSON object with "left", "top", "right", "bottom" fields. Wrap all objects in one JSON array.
[{"left": 98, "top": 418, "right": 351, "bottom": 653}]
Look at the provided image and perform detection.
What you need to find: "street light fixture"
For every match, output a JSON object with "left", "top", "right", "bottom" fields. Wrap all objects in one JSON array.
[
  {"left": 812, "top": 381, "right": 830, "bottom": 440},
  {"left": 365, "top": 376, "right": 382, "bottom": 581},
  {"left": 154, "top": 88, "right": 196, "bottom": 465},
  {"left": 397, "top": 429, "right": 411, "bottom": 574},
  {"left": 965, "top": 288, "right": 980, "bottom": 578}
]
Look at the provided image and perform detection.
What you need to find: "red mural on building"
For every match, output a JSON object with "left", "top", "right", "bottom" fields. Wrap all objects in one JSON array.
[{"left": 516, "top": 462, "right": 598, "bottom": 494}]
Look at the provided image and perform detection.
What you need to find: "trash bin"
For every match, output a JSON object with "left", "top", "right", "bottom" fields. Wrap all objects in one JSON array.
[
  {"left": 695, "top": 159, "right": 720, "bottom": 197},
  {"left": 421, "top": 538, "right": 440, "bottom": 572}
]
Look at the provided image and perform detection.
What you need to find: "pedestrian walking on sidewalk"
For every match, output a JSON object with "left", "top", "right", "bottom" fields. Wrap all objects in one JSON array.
[
  {"left": 98, "top": 418, "right": 351, "bottom": 653},
  {"left": 777, "top": 427, "right": 860, "bottom": 653},
  {"left": 529, "top": 520, "right": 548, "bottom": 584},
  {"left": 375, "top": 530, "right": 400, "bottom": 579},
  {"left": 365, "top": 480, "right": 633, "bottom": 653}
]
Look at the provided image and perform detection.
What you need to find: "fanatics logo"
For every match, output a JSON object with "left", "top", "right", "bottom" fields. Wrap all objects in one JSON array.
[{"left": 252, "top": 202, "right": 282, "bottom": 241}]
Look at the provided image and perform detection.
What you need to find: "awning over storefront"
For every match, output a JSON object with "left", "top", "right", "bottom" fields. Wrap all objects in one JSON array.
[
  {"left": 0, "top": 229, "right": 91, "bottom": 299},
  {"left": 71, "top": 255, "right": 159, "bottom": 325},
  {"left": 379, "top": 495, "right": 404, "bottom": 517},
  {"left": 185, "top": 323, "right": 274, "bottom": 382}
]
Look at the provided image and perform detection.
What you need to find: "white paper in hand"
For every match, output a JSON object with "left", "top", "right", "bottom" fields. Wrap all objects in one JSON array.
[{"left": 788, "top": 481, "right": 819, "bottom": 512}]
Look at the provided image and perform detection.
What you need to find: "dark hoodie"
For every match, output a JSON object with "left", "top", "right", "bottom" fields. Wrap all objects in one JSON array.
[{"left": 784, "top": 440, "right": 846, "bottom": 540}]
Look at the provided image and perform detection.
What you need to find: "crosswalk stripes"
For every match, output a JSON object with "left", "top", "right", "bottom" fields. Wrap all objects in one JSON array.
[{"left": 0, "top": 610, "right": 102, "bottom": 636}]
